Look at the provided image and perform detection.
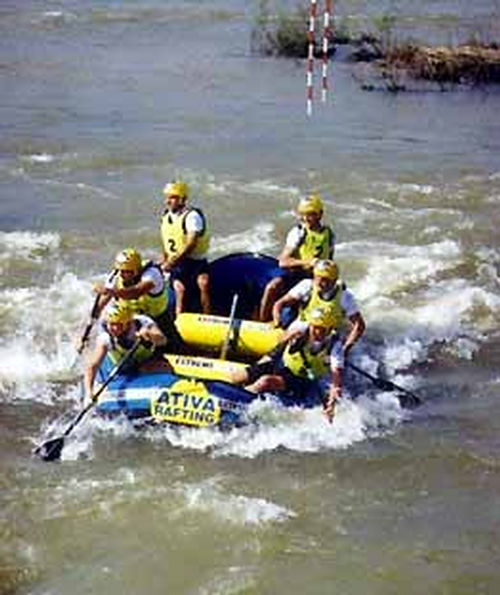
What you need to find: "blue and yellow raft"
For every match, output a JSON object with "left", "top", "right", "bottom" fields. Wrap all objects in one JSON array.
[{"left": 95, "top": 252, "right": 317, "bottom": 428}]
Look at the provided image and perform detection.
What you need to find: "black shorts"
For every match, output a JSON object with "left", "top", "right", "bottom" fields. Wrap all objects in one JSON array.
[
  {"left": 171, "top": 258, "right": 209, "bottom": 289},
  {"left": 246, "top": 360, "right": 316, "bottom": 399},
  {"left": 154, "top": 309, "right": 188, "bottom": 354}
]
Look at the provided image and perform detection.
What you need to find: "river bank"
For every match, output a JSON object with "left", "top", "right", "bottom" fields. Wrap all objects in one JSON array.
[{"left": 251, "top": 1, "right": 500, "bottom": 90}]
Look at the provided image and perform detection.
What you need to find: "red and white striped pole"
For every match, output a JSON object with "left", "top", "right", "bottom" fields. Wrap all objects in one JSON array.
[
  {"left": 321, "top": 0, "right": 333, "bottom": 103},
  {"left": 306, "top": 0, "right": 317, "bottom": 117},
  {"left": 307, "top": 1, "right": 333, "bottom": 115}
]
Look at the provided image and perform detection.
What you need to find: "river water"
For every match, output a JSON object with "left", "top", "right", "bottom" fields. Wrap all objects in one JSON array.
[{"left": 1, "top": 1, "right": 500, "bottom": 594}]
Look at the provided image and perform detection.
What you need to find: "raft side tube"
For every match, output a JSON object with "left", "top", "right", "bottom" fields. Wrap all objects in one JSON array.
[
  {"left": 163, "top": 353, "right": 248, "bottom": 382},
  {"left": 175, "top": 313, "right": 284, "bottom": 358}
]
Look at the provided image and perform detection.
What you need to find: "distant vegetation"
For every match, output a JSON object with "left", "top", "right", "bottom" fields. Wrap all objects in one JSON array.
[
  {"left": 250, "top": 1, "right": 309, "bottom": 57},
  {"left": 382, "top": 43, "right": 500, "bottom": 86},
  {"left": 251, "top": 1, "right": 500, "bottom": 91}
]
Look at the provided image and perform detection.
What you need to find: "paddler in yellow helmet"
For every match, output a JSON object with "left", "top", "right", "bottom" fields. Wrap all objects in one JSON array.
[
  {"left": 233, "top": 305, "right": 357, "bottom": 421},
  {"left": 259, "top": 193, "right": 335, "bottom": 322},
  {"left": 272, "top": 259, "right": 356, "bottom": 329},
  {"left": 93, "top": 247, "right": 185, "bottom": 352},
  {"left": 83, "top": 303, "right": 166, "bottom": 404},
  {"left": 160, "top": 180, "right": 211, "bottom": 315}
]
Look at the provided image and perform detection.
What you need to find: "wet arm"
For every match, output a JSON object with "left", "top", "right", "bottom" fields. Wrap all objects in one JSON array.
[
  {"left": 343, "top": 312, "right": 366, "bottom": 356},
  {"left": 272, "top": 293, "right": 299, "bottom": 327},
  {"left": 136, "top": 323, "right": 167, "bottom": 347},
  {"left": 84, "top": 342, "right": 108, "bottom": 400},
  {"left": 278, "top": 245, "right": 316, "bottom": 271},
  {"left": 324, "top": 367, "right": 343, "bottom": 423},
  {"left": 110, "top": 279, "right": 155, "bottom": 300}
]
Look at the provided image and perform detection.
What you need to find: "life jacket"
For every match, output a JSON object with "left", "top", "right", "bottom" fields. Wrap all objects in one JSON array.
[
  {"left": 160, "top": 206, "right": 210, "bottom": 259},
  {"left": 299, "top": 282, "right": 345, "bottom": 331},
  {"left": 281, "top": 333, "right": 334, "bottom": 380},
  {"left": 116, "top": 260, "right": 168, "bottom": 318},
  {"left": 106, "top": 319, "right": 155, "bottom": 365},
  {"left": 295, "top": 224, "right": 334, "bottom": 261}
]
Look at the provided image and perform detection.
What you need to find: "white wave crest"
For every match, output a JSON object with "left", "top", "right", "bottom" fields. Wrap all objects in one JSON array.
[
  {"left": 0, "top": 230, "right": 60, "bottom": 263},
  {"left": 180, "top": 479, "right": 296, "bottom": 525},
  {"left": 135, "top": 393, "right": 407, "bottom": 459},
  {"left": 352, "top": 239, "right": 462, "bottom": 302},
  {"left": 22, "top": 153, "right": 55, "bottom": 164},
  {"left": 0, "top": 274, "right": 96, "bottom": 395},
  {"left": 210, "top": 222, "right": 278, "bottom": 256}
]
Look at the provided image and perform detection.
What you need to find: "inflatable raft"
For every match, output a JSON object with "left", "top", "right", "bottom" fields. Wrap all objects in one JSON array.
[
  {"left": 95, "top": 355, "right": 323, "bottom": 428},
  {"left": 95, "top": 252, "right": 315, "bottom": 428}
]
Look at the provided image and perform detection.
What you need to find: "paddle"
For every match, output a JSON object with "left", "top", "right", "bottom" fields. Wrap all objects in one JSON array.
[
  {"left": 74, "top": 270, "right": 121, "bottom": 356},
  {"left": 346, "top": 361, "right": 421, "bottom": 408},
  {"left": 220, "top": 293, "right": 239, "bottom": 360},
  {"left": 75, "top": 294, "right": 101, "bottom": 356},
  {"left": 34, "top": 339, "right": 142, "bottom": 462}
]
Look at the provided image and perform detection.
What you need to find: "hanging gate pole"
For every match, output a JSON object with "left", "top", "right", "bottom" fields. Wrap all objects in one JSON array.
[
  {"left": 307, "top": 1, "right": 334, "bottom": 116},
  {"left": 322, "top": 0, "right": 333, "bottom": 103},
  {"left": 306, "top": 0, "right": 317, "bottom": 117}
]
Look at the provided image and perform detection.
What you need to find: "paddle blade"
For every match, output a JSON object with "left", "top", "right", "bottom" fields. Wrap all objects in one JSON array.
[
  {"left": 397, "top": 392, "right": 421, "bottom": 409},
  {"left": 34, "top": 437, "right": 65, "bottom": 462}
]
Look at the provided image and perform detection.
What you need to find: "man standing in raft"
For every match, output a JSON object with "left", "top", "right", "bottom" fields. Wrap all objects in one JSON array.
[
  {"left": 259, "top": 193, "right": 335, "bottom": 322},
  {"left": 160, "top": 181, "right": 211, "bottom": 315}
]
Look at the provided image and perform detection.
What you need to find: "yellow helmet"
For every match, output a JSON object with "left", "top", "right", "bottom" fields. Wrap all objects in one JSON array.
[
  {"left": 163, "top": 180, "right": 189, "bottom": 201},
  {"left": 307, "top": 306, "right": 334, "bottom": 329},
  {"left": 297, "top": 193, "right": 324, "bottom": 215},
  {"left": 106, "top": 303, "right": 133, "bottom": 326},
  {"left": 313, "top": 259, "right": 339, "bottom": 282},
  {"left": 114, "top": 248, "right": 142, "bottom": 274}
]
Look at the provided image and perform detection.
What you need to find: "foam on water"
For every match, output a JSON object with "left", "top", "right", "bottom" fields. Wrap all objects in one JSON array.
[
  {"left": 0, "top": 230, "right": 61, "bottom": 265},
  {"left": 206, "top": 177, "right": 299, "bottom": 200},
  {"left": 0, "top": 274, "right": 95, "bottom": 400},
  {"left": 214, "top": 395, "right": 406, "bottom": 458},
  {"left": 39, "top": 468, "right": 151, "bottom": 520},
  {"left": 22, "top": 153, "right": 55, "bottom": 164},
  {"left": 65, "top": 391, "right": 407, "bottom": 461},
  {"left": 180, "top": 478, "right": 295, "bottom": 525},
  {"left": 345, "top": 238, "right": 462, "bottom": 302},
  {"left": 36, "top": 462, "right": 292, "bottom": 528},
  {"left": 210, "top": 222, "right": 277, "bottom": 256}
]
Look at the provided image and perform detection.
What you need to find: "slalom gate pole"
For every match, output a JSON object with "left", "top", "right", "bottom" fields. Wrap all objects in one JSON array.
[
  {"left": 306, "top": 0, "right": 317, "bottom": 117},
  {"left": 307, "top": 1, "right": 333, "bottom": 116},
  {"left": 322, "top": 0, "right": 333, "bottom": 103}
]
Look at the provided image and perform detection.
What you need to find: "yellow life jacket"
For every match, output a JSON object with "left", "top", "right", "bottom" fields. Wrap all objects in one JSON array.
[
  {"left": 295, "top": 224, "right": 334, "bottom": 261},
  {"left": 107, "top": 320, "right": 155, "bottom": 365},
  {"left": 116, "top": 260, "right": 168, "bottom": 318},
  {"left": 281, "top": 334, "right": 333, "bottom": 379},
  {"left": 299, "top": 282, "right": 345, "bottom": 331},
  {"left": 161, "top": 206, "right": 210, "bottom": 260}
]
